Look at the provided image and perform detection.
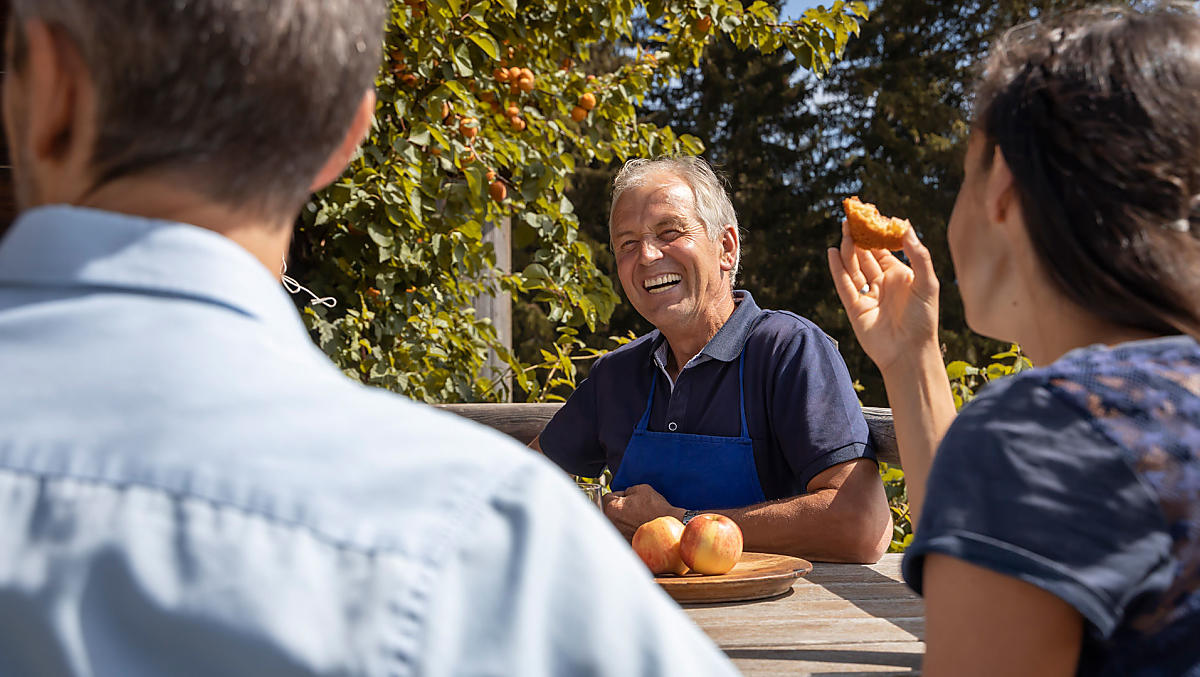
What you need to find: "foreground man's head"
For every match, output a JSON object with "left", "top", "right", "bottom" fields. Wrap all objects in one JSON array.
[{"left": 4, "top": 0, "right": 383, "bottom": 223}]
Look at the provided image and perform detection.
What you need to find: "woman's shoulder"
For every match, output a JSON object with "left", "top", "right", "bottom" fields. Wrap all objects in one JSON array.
[
  {"left": 914, "top": 335, "right": 1200, "bottom": 645},
  {"left": 955, "top": 335, "right": 1200, "bottom": 444}
]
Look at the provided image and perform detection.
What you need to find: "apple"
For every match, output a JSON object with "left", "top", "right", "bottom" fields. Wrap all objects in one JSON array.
[
  {"left": 632, "top": 516, "right": 689, "bottom": 576},
  {"left": 679, "top": 514, "right": 743, "bottom": 575}
]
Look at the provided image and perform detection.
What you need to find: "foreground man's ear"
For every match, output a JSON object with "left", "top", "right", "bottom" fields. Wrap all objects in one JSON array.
[
  {"left": 309, "top": 90, "right": 376, "bottom": 193},
  {"left": 16, "top": 18, "right": 96, "bottom": 205}
]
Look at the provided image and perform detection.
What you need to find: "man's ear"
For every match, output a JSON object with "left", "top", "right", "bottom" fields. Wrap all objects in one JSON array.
[
  {"left": 20, "top": 19, "right": 91, "bottom": 177},
  {"left": 985, "top": 146, "right": 1017, "bottom": 231},
  {"left": 718, "top": 223, "right": 738, "bottom": 272},
  {"left": 309, "top": 90, "right": 376, "bottom": 192}
]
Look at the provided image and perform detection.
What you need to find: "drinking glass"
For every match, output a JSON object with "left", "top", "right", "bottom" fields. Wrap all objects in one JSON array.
[{"left": 576, "top": 481, "right": 604, "bottom": 508}]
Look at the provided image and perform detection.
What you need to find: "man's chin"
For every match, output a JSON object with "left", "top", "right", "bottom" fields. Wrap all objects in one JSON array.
[{"left": 633, "top": 296, "right": 692, "bottom": 329}]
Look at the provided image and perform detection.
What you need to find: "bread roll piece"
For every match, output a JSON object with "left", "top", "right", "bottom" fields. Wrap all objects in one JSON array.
[{"left": 843, "top": 196, "right": 910, "bottom": 250}]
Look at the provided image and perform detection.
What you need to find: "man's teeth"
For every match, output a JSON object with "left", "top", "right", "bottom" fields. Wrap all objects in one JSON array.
[{"left": 644, "top": 274, "right": 682, "bottom": 293}]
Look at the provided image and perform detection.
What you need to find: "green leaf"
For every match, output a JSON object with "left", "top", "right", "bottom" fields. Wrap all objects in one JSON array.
[
  {"left": 466, "top": 32, "right": 501, "bottom": 60},
  {"left": 945, "top": 360, "right": 972, "bottom": 380},
  {"left": 367, "top": 223, "right": 394, "bottom": 247}
]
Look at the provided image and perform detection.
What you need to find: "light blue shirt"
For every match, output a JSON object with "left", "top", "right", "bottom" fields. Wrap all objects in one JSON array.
[{"left": 0, "top": 206, "right": 739, "bottom": 677}]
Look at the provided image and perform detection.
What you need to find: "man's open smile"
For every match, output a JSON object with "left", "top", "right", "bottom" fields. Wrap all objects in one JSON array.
[{"left": 644, "top": 273, "right": 682, "bottom": 294}]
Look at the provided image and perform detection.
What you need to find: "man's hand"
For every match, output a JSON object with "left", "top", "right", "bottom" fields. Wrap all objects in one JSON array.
[{"left": 602, "top": 484, "right": 683, "bottom": 540}]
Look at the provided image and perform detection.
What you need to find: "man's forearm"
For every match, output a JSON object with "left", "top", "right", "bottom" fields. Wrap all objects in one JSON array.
[
  {"left": 683, "top": 460, "right": 893, "bottom": 563},
  {"left": 879, "top": 342, "right": 957, "bottom": 527}
]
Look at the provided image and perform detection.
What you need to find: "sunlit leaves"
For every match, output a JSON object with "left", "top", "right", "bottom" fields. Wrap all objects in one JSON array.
[{"left": 295, "top": 0, "right": 866, "bottom": 402}]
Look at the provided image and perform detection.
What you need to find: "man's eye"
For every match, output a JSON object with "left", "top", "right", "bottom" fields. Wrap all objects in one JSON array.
[
  {"left": 619, "top": 240, "right": 638, "bottom": 251},
  {"left": 661, "top": 229, "right": 683, "bottom": 240}
]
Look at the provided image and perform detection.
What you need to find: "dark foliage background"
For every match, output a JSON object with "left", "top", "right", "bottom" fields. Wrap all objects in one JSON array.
[{"left": 534, "top": 0, "right": 1140, "bottom": 405}]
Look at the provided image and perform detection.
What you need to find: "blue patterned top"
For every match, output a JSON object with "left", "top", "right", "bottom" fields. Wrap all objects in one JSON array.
[{"left": 905, "top": 335, "right": 1200, "bottom": 675}]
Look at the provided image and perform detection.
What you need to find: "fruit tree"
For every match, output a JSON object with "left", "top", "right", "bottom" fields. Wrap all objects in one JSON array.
[{"left": 292, "top": 0, "right": 868, "bottom": 403}]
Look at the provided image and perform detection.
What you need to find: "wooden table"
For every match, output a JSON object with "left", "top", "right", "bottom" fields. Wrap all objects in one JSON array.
[{"left": 683, "top": 554, "right": 925, "bottom": 676}]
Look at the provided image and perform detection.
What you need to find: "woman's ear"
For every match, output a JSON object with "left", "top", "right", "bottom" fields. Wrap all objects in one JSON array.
[
  {"left": 309, "top": 90, "right": 375, "bottom": 193},
  {"left": 986, "top": 146, "right": 1018, "bottom": 230}
]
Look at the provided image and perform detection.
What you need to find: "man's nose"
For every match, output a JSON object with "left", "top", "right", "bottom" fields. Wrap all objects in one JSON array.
[{"left": 638, "top": 239, "right": 663, "bottom": 262}]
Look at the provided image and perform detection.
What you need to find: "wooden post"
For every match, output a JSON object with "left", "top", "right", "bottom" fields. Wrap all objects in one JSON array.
[{"left": 472, "top": 215, "right": 512, "bottom": 400}]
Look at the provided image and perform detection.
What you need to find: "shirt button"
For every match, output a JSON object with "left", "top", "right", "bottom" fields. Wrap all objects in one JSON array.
[{"left": 668, "top": 421, "right": 678, "bottom": 431}]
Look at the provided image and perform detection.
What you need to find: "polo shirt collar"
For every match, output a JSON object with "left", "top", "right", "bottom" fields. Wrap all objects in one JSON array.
[
  {"left": 648, "top": 289, "right": 761, "bottom": 365},
  {"left": 0, "top": 205, "right": 313, "bottom": 342}
]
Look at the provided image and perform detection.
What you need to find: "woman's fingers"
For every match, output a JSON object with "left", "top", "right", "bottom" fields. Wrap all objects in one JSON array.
[
  {"left": 857, "top": 245, "right": 885, "bottom": 287},
  {"left": 838, "top": 221, "right": 866, "bottom": 285},
  {"left": 901, "top": 226, "right": 940, "bottom": 299},
  {"left": 828, "top": 247, "right": 864, "bottom": 310}
]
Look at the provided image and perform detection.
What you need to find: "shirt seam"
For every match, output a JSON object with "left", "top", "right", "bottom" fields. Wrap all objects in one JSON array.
[{"left": 904, "top": 529, "right": 1120, "bottom": 636}]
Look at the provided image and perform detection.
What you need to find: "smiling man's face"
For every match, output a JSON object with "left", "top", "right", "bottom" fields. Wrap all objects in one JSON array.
[{"left": 609, "top": 173, "right": 735, "bottom": 336}]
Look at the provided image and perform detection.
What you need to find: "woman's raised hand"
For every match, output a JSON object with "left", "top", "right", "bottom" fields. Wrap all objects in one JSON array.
[{"left": 827, "top": 221, "right": 942, "bottom": 376}]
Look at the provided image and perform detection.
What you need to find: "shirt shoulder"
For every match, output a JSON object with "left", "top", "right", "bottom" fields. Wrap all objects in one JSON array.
[{"left": 904, "top": 354, "right": 1186, "bottom": 638}]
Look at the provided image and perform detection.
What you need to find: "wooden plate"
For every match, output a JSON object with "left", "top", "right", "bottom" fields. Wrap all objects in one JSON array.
[{"left": 655, "top": 552, "right": 813, "bottom": 604}]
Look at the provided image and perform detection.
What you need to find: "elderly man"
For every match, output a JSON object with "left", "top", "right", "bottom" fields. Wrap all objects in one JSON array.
[
  {"left": 532, "top": 157, "right": 892, "bottom": 563},
  {"left": 0, "top": 3, "right": 738, "bottom": 675}
]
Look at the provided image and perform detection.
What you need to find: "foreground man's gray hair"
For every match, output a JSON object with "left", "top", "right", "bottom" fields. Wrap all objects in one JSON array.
[
  {"left": 611, "top": 156, "right": 742, "bottom": 283},
  {"left": 8, "top": 0, "right": 386, "bottom": 216}
]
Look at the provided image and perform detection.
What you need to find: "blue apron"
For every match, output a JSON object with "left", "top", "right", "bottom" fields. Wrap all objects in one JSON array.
[{"left": 610, "top": 354, "right": 767, "bottom": 510}]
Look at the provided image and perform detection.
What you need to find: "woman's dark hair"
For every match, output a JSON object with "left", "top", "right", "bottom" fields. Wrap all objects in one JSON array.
[{"left": 975, "top": 3, "right": 1200, "bottom": 337}]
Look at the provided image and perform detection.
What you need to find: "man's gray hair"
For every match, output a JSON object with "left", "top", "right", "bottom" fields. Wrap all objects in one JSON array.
[
  {"left": 9, "top": 0, "right": 386, "bottom": 216},
  {"left": 610, "top": 156, "right": 742, "bottom": 283}
]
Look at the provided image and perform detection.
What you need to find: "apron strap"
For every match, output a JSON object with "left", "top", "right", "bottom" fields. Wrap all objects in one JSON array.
[
  {"left": 634, "top": 366, "right": 658, "bottom": 432},
  {"left": 738, "top": 352, "right": 749, "bottom": 438}
]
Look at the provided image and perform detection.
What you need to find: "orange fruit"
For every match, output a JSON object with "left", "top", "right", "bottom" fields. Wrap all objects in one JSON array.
[
  {"left": 520, "top": 68, "right": 534, "bottom": 80},
  {"left": 696, "top": 16, "right": 713, "bottom": 33},
  {"left": 441, "top": 102, "right": 451, "bottom": 120},
  {"left": 518, "top": 78, "right": 534, "bottom": 93},
  {"left": 579, "top": 92, "right": 596, "bottom": 110},
  {"left": 459, "top": 117, "right": 479, "bottom": 138},
  {"left": 486, "top": 170, "right": 496, "bottom": 182},
  {"left": 494, "top": 68, "right": 510, "bottom": 82},
  {"left": 400, "top": 74, "right": 419, "bottom": 88},
  {"left": 570, "top": 106, "right": 587, "bottom": 122},
  {"left": 489, "top": 180, "right": 507, "bottom": 202},
  {"left": 507, "top": 67, "right": 523, "bottom": 81},
  {"left": 506, "top": 105, "right": 520, "bottom": 117},
  {"left": 509, "top": 116, "right": 526, "bottom": 132}
]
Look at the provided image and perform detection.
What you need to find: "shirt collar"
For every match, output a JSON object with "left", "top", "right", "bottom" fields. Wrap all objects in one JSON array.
[
  {"left": 648, "top": 289, "right": 761, "bottom": 366},
  {"left": 0, "top": 205, "right": 313, "bottom": 342}
]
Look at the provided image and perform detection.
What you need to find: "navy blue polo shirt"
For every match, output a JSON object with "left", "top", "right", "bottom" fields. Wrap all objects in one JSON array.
[{"left": 540, "top": 291, "right": 873, "bottom": 501}]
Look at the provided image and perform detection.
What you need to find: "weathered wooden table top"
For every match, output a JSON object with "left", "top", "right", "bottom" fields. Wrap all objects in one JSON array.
[{"left": 683, "top": 553, "right": 925, "bottom": 676}]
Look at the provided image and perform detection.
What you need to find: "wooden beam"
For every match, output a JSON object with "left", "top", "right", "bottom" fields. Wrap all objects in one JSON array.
[{"left": 435, "top": 403, "right": 901, "bottom": 467}]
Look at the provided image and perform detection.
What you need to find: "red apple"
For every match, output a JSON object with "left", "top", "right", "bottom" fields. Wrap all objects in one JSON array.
[
  {"left": 679, "top": 514, "right": 743, "bottom": 575},
  {"left": 632, "top": 516, "right": 689, "bottom": 576}
]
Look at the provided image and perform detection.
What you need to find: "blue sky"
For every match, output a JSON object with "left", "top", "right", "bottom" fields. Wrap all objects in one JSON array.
[{"left": 780, "top": 0, "right": 835, "bottom": 20}]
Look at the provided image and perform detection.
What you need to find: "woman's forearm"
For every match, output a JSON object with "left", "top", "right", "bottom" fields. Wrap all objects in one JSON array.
[{"left": 880, "top": 341, "right": 957, "bottom": 527}]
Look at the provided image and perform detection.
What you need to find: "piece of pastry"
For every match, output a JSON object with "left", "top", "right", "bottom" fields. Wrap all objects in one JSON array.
[{"left": 842, "top": 196, "right": 910, "bottom": 250}]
